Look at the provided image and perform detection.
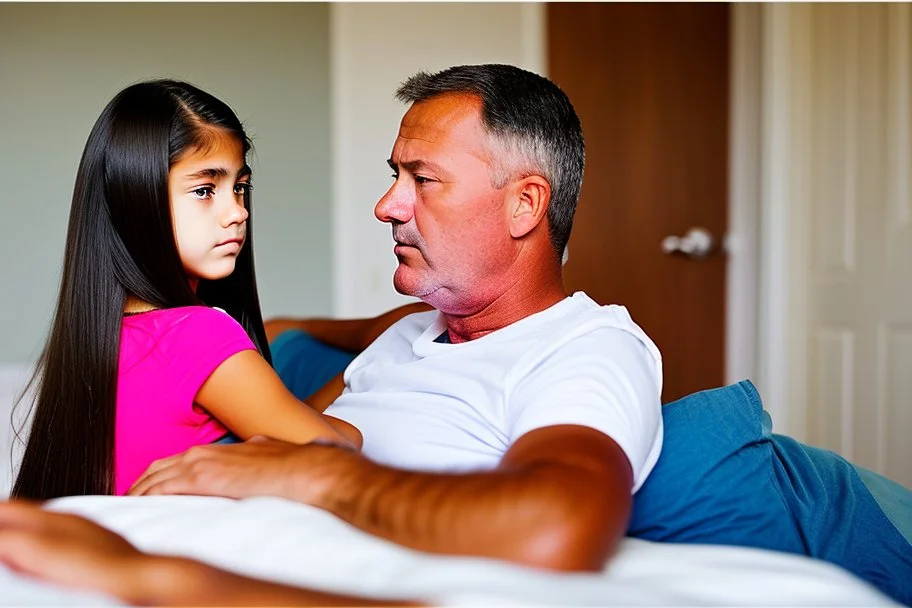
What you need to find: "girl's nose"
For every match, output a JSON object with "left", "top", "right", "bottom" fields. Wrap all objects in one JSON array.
[{"left": 223, "top": 196, "right": 249, "bottom": 227}]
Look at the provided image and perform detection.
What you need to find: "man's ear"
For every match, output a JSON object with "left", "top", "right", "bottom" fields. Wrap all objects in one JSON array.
[{"left": 509, "top": 175, "right": 551, "bottom": 239}]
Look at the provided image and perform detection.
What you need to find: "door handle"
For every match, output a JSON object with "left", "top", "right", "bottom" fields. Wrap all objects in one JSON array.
[{"left": 661, "top": 227, "right": 715, "bottom": 258}]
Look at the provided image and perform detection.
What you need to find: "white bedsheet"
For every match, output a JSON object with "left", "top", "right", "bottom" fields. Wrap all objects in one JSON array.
[
  {"left": 0, "top": 366, "right": 898, "bottom": 606},
  {"left": 0, "top": 495, "right": 896, "bottom": 606}
]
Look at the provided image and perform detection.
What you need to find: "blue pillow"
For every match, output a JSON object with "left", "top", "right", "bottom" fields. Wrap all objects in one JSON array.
[
  {"left": 271, "top": 329, "right": 357, "bottom": 401},
  {"left": 630, "top": 380, "right": 912, "bottom": 605}
]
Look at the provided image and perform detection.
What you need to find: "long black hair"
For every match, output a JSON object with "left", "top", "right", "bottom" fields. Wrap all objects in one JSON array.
[{"left": 12, "top": 80, "right": 271, "bottom": 500}]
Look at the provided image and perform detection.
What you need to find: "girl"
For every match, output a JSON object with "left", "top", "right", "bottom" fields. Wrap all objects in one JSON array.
[{"left": 12, "top": 80, "right": 359, "bottom": 500}]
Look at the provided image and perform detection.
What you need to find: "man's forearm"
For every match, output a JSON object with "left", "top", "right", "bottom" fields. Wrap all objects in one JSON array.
[
  {"left": 264, "top": 317, "right": 365, "bottom": 352},
  {"left": 265, "top": 303, "right": 432, "bottom": 351},
  {"left": 131, "top": 555, "right": 418, "bottom": 607},
  {"left": 289, "top": 444, "right": 626, "bottom": 571}
]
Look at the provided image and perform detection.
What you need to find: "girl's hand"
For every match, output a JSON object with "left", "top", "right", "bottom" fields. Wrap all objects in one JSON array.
[{"left": 0, "top": 501, "right": 151, "bottom": 602}]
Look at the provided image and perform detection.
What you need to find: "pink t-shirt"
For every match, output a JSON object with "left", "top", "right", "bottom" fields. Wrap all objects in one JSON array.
[{"left": 115, "top": 306, "right": 256, "bottom": 495}]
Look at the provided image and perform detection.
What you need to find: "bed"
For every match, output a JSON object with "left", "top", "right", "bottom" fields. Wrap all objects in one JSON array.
[
  {"left": 0, "top": 364, "right": 898, "bottom": 606},
  {"left": 0, "top": 495, "right": 898, "bottom": 606}
]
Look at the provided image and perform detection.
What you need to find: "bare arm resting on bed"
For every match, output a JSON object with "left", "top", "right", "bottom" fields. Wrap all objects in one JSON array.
[
  {"left": 129, "top": 423, "right": 634, "bottom": 572},
  {"left": 0, "top": 502, "right": 419, "bottom": 607}
]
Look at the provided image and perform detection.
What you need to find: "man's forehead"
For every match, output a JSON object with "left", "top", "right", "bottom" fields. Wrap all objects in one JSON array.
[
  {"left": 399, "top": 94, "right": 482, "bottom": 135},
  {"left": 393, "top": 93, "right": 487, "bottom": 158}
]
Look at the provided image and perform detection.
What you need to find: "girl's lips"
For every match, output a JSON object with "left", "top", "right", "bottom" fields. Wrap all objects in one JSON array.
[{"left": 216, "top": 238, "right": 244, "bottom": 252}]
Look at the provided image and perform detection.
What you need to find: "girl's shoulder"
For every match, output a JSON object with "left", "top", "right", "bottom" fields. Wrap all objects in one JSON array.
[
  {"left": 123, "top": 306, "right": 245, "bottom": 339},
  {"left": 120, "top": 306, "right": 255, "bottom": 375}
]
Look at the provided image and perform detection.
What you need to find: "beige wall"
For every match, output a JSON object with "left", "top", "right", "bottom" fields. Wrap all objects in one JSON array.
[
  {"left": 0, "top": 2, "right": 332, "bottom": 363},
  {"left": 330, "top": 3, "right": 545, "bottom": 317}
]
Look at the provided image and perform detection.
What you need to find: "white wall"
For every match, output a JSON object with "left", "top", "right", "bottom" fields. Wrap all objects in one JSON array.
[
  {"left": 0, "top": 3, "right": 333, "bottom": 364},
  {"left": 330, "top": 2, "right": 545, "bottom": 317},
  {"left": 726, "top": 4, "right": 762, "bottom": 387}
]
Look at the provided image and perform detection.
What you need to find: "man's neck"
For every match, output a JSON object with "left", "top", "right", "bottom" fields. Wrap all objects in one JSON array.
[{"left": 439, "top": 275, "right": 567, "bottom": 344}]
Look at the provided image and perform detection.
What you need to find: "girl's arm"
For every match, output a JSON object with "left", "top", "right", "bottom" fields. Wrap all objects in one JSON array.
[
  {"left": 303, "top": 371, "right": 346, "bottom": 413},
  {"left": 195, "top": 350, "right": 361, "bottom": 448}
]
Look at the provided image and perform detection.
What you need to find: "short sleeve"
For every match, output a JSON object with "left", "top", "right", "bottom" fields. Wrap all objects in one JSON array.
[
  {"left": 507, "top": 327, "right": 663, "bottom": 493},
  {"left": 161, "top": 307, "right": 258, "bottom": 409}
]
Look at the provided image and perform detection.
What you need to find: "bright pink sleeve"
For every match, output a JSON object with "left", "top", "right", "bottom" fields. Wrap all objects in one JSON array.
[
  {"left": 164, "top": 307, "right": 259, "bottom": 415},
  {"left": 115, "top": 306, "right": 257, "bottom": 495}
]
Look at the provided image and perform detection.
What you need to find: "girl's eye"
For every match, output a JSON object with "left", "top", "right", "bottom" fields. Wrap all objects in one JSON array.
[
  {"left": 192, "top": 187, "right": 214, "bottom": 199},
  {"left": 234, "top": 182, "right": 253, "bottom": 196}
]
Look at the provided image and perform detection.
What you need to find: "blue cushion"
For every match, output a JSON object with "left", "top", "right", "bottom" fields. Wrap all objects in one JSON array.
[
  {"left": 630, "top": 380, "right": 912, "bottom": 605},
  {"left": 271, "top": 329, "right": 357, "bottom": 401}
]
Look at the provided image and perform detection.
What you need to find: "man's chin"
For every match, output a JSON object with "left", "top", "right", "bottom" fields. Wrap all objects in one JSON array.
[
  {"left": 392, "top": 276, "right": 418, "bottom": 297},
  {"left": 392, "top": 270, "right": 435, "bottom": 300}
]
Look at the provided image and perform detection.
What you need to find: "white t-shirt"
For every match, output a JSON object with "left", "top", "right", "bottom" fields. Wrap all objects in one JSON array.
[{"left": 325, "top": 292, "right": 663, "bottom": 492}]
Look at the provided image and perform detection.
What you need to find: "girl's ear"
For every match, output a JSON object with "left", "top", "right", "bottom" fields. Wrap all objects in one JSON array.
[{"left": 509, "top": 175, "right": 551, "bottom": 239}]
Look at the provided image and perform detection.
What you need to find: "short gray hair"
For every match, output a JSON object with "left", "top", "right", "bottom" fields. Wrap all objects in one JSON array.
[{"left": 396, "top": 64, "right": 585, "bottom": 258}]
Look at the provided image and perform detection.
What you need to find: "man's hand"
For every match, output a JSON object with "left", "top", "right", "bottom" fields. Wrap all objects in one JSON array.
[
  {"left": 0, "top": 501, "right": 151, "bottom": 602},
  {"left": 128, "top": 436, "right": 341, "bottom": 503}
]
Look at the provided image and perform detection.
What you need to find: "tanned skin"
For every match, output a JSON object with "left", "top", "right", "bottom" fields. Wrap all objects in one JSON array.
[{"left": 0, "top": 92, "right": 641, "bottom": 604}]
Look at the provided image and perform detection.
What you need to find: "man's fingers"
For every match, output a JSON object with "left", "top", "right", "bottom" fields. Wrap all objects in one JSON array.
[
  {"left": 130, "top": 443, "right": 245, "bottom": 495},
  {"left": 128, "top": 467, "right": 187, "bottom": 496},
  {"left": 129, "top": 453, "right": 184, "bottom": 494},
  {"left": 139, "top": 476, "right": 200, "bottom": 497}
]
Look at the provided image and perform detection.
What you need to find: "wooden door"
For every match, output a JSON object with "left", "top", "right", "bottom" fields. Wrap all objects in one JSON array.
[{"left": 548, "top": 3, "right": 730, "bottom": 403}]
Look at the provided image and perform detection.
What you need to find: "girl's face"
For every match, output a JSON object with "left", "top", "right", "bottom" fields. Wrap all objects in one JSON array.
[{"left": 169, "top": 131, "right": 250, "bottom": 290}]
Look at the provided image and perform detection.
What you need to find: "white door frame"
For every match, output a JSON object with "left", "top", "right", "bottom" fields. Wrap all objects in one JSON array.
[
  {"left": 727, "top": 3, "right": 762, "bottom": 391},
  {"left": 754, "top": 3, "right": 814, "bottom": 439}
]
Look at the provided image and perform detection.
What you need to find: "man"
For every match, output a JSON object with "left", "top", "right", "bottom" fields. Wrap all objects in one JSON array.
[{"left": 0, "top": 64, "right": 662, "bottom": 604}]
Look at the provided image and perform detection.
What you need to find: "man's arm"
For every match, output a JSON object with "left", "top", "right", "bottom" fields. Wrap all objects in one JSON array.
[
  {"left": 264, "top": 302, "right": 433, "bottom": 351},
  {"left": 129, "top": 424, "right": 633, "bottom": 571},
  {"left": 0, "top": 502, "right": 418, "bottom": 607}
]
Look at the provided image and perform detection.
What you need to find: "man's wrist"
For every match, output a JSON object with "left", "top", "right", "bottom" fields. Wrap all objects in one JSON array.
[{"left": 283, "top": 443, "right": 365, "bottom": 510}]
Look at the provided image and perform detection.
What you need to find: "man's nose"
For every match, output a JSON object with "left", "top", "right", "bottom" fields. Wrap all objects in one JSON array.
[{"left": 374, "top": 178, "right": 414, "bottom": 224}]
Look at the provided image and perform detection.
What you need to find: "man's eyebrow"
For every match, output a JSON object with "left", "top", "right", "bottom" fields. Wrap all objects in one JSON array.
[{"left": 388, "top": 159, "right": 445, "bottom": 174}]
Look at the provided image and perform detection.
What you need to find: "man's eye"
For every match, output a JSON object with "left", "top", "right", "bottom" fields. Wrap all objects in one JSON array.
[
  {"left": 415, "top": 176, "right": 431, "bottom": 185},
  {"left": 390, "top": 172, "right": 399, "bottom": 180}
]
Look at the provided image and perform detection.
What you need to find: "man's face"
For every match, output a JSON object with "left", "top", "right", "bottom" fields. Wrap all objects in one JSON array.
[{"left": 374, "top": 93, "right": 514, "bottom": 314}]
